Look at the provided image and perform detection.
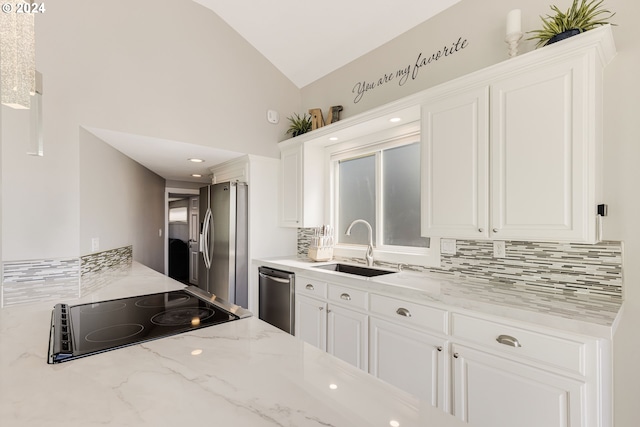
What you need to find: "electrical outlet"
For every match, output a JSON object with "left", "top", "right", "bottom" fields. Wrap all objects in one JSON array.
[
  {"left": 440, "top": 238, "right": 457, "bottom": 255},
  {"left": 493, "top": 241, "right": 506, "bottom": 258},
  {"left": 91, "top": 237, "right": 99, "bottom": 252}
]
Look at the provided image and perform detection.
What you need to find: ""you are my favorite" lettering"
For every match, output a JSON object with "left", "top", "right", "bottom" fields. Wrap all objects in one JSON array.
[{"left": 352, "top": 37, "right": 468, "bottom": 104}]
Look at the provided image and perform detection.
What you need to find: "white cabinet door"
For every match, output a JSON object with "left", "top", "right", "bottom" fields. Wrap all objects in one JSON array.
[
  {"left": 490, "top": 56, "right": 595, "bottom": 242},
  {"left": 279, "top": 143, "right": 324, "bottom": 228},
  {"left": 294, "top": 295, "right": 326, "bottom": 350},
  {"left": 280, "top": 145, "right": 302, "bottom": 227},
  {"left": 421, "top": 86, "right": 490, "bottom": 239},
  {"left": 422, "top": 56, "right": 602, "bottom": 243},
  {"left": 327, "top": 304, "right": 368, "bottom": 371},
  {"left": 452, "top": 344, "right": 585, "bottom": 427},
  {"left": 369, "top": 317, "right": 446, "bottom": 409}
]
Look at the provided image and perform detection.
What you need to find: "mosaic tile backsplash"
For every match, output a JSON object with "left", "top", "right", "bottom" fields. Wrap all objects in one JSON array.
[
  {"left": 1, "top": 246, "right": 133, "bottom": 307},
  {"left": 297, "top": 228, "right": 623, "bottom": 299},
  {"left": 80, "top": 246, "right": 133, "bottom": 297},
  {"left": 1, "top": 258, "right": 80, "bottom": 307}
]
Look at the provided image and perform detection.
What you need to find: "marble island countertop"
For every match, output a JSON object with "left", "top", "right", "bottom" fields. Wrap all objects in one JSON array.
[
  {"left": 0, "top": 262, "right": 465, "bottom": 427},
  {"left": 254, "top": 256, "right": 623, "bottom": 339}
]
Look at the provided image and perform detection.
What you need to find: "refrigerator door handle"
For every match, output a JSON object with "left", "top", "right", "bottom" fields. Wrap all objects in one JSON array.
[
  {"left": 202, "top": 208, "right": 212, "bottom": 269},
  {"left": 209, "top": 214, "right": 215, "bottom": 269}
]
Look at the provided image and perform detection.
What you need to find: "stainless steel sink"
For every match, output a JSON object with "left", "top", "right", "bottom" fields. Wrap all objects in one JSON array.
[{"left": 312, "top": 263, "right": 394, "bottom": 277}]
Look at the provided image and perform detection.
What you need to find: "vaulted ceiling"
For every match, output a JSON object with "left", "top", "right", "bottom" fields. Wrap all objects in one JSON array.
[{"left": 193, "top": 0, "right": 461, "bottom": 88}]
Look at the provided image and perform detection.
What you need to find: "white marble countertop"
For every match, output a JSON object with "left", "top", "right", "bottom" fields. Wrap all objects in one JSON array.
[
  {"left": 254, "top": 257, "right": 623, "bottom": 339},
  {"left": 0, "top": 262, "right": 465, "bottom": 427}
]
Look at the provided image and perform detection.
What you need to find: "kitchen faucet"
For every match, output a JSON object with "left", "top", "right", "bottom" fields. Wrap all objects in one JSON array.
[{"left": 345, "top": 219, "right": 374, "bottom": 266}]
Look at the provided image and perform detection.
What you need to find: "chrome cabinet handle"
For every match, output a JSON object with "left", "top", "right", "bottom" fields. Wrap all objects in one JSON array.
[
  {"left": 437, "top": 346, "right": 443, "bottom": 352},
  {"left": 305, "top": 284, "right": 314, "bottom": 290},
  {"left": 340, "top": 293, "right": 351, "bottom": 301},
  {"left": 396, "top": 307, "right": 412, "bottom": 317},
  {"left": 496, "top": 334, "right": 522, "bottom": 348},
  {"left": 453, "top": 353, "right": 459, "bottom": 359},
  {"left": 493, "top": 228, "right": 498, "bottom": 233},
  {"left": 319, "top": 306, "right": 324, "bottom": 311},
  {"left": 478, "top": 228, "right": 484, "bottom": 232}
]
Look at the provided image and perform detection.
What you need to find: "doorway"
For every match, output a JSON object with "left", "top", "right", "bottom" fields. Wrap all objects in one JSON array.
[{"left": 166, "top": 190, "right": 199, "bottom": 285}]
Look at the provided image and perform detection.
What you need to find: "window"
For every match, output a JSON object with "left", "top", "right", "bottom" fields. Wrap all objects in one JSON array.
[
  {"left": 331, "top": 134, "right": 433, "bottom": 264},
  {"left": 169, "top": 206, "right": 188, "bottom": 223}
]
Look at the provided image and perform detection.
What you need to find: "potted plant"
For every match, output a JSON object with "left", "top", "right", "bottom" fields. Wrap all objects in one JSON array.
[
  {"left": 528, "top": 0, "right": 615, "bottom": 47},
  {"left": 285, "top": 113, "right": 312, "bottom": 137}
]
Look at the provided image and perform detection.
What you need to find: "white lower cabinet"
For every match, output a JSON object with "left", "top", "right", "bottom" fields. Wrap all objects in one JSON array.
[
  {"left": 293, "top": 277, "right": 610, "bottom": 427},
  {"left": 452, "top": 343, "right": 585, "bottom": 427},
  {"left": 295, "top": 280, "right": 368, "bottom": 370},
  {"left": 369, "top": 316, "right": 447, "bottom": 409},
  {"left": 327, "top": 304, "right": 368, "bottom": 370},
  {"left": 294, "top": 294, "right": 326, "bottom": 351}
]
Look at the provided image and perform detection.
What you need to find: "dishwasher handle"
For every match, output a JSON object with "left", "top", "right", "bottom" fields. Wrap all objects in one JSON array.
[{"left": 259, "top": 272, "right": 291, "bottom": 284}]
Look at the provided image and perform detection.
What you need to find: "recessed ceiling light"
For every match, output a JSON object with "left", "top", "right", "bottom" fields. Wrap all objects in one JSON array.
[
  {"left": 389, "top": 117, "right": 401, "bottom": 123},
  {"left": 191, "top": 349, "right": 203, "bottom": 356},
  {"left": 191, "top": 174, "right": 202, "bottom": 178},
  {"left": 390, "top": 421, "right": 400, "bottom": 427},
  {"left": 329, "top": 137, "right": 339, "bottom": 141},
  {"left": 188, "top": 158, "right": 205, "bottom": 163},
  {"left": 329, "top": 383, "right": 338, "bottom": 390}
]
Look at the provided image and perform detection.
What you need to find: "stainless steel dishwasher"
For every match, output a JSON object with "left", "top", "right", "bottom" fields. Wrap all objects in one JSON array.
[{"left": 258, "top": 266, "right": 295, "bottom": 334}]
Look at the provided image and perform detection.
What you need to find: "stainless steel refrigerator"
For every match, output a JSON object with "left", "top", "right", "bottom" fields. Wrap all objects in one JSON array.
[{"left": 198, "top": 182, "right": 248, "bottom": 308}]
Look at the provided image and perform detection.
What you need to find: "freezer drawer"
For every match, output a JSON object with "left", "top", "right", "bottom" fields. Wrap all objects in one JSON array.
[{"left": 258, "top": 267, "right": 294, "bottom": 334}]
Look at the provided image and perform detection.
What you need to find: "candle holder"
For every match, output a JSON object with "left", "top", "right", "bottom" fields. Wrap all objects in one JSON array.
[{"left": 505, "top": 32, "right": 523, "bottom": 58}]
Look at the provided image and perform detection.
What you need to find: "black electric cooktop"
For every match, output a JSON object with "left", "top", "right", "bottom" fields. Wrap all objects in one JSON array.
[{"left": 48, "top": 286, "right": 251, "bottom": 364}]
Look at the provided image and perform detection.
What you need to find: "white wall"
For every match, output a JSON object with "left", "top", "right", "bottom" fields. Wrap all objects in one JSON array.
[
  {"left": 1, "top": 0, "right": 300, "bottom": 263},
  {"left": 79, "top": 129, "right": 165, "bottom": 272},
  {"left": 301, "top": 1, "right": 640, "bottom": 425}
]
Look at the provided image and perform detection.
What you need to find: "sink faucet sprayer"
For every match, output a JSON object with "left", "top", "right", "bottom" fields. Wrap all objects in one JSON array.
[{"left": 345, "top": 219, "right": 374, "bottom": 267}]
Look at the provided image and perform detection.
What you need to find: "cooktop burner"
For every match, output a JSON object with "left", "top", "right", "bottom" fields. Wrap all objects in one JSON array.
[
  {"left": 150, "top": 307, "right": 215, "bottom": 326},
  {"left": 48, "top": 286, "right": 251, "bottom": 364}
]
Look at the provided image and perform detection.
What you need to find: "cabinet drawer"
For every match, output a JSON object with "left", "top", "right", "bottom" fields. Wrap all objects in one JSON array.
[
  {"left": 369, "top": 294, "right": 447, "bottom": 335},
  {"left": 327, "top": 285, "right": 368, "bottom": 310},
  {"left": 451, "top": 313, "right": 586, "bottom": 375},
  {"left": 295, "top": 276, "right": 327, "bottom": 298}
]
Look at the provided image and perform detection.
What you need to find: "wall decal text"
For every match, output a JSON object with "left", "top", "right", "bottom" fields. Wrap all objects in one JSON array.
[{"left": 352, "top": 37, "right": 469, "bottom": 104}]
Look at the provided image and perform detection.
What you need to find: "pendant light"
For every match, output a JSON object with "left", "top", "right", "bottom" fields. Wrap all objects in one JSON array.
[{"left": 0, "top": 4, "right": 36, "bottom": 109}]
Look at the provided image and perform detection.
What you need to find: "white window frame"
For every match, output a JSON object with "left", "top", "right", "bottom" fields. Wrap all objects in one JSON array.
[{"left": 326, "top": 126, "right": 441, "bottom": 268}]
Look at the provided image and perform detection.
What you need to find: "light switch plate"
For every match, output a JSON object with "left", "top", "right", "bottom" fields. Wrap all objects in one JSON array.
[
  {"left": 440, "top": 238, "right": 457, "bottom": 255},
  {"left": 91, "top": 237, "right": 99, "bottom": 252}
]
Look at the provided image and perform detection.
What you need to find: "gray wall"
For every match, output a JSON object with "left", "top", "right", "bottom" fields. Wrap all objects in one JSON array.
[
  {"left": 301, "top": 1, "right": 640, "bottom": 425},
  {"left": 79, "top": 129, "right": 165, "bottom": 273}
]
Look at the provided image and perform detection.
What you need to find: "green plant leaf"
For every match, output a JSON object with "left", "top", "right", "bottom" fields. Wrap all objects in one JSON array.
[{"left": 527, "top": 0, "right": 615, "bottom": 47}]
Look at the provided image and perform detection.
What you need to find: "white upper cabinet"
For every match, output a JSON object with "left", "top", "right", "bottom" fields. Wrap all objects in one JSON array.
[
  {"left": 279, "top": 143, "right": 324, "bottom": 228},
  {"left": 421, "top": 86, "right": 490, "bottom": 239},
  {"left": 421, "top": 26, "right": 615, "bottom": 243},
  {"left": 280, "top": 26, "right": 615, "bottom": 242},
  {"left": 280, "top": 145, "right": 302, "bottom": 227},
  {"left": 490, "top": 57, "right": 592, "bottom": 241}
]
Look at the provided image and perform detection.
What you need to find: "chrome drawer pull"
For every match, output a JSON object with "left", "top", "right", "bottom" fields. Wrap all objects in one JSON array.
[
  {"left": 340, "top": 293, "right": 351, "bottom": 301},
  {"left": 396, "top": 307, "right": 412, "bottom": 318},
  {"left": 305, "top": 284, "right": 315, "bottom": 290},
  {"left": 496, "top": 334, "right": 522, "bottom": 348}
]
